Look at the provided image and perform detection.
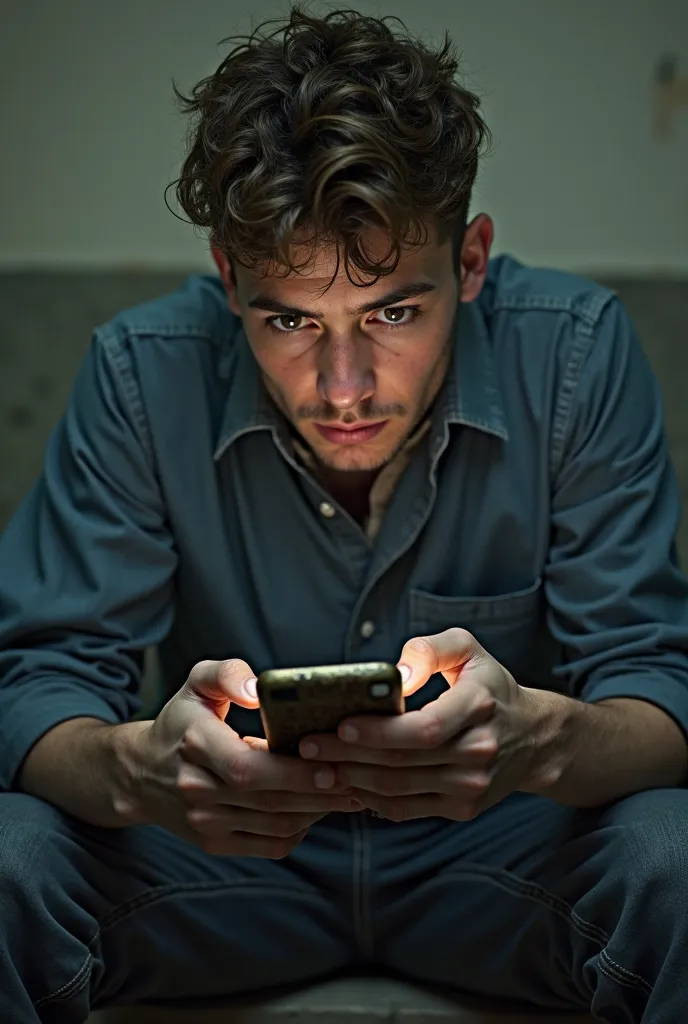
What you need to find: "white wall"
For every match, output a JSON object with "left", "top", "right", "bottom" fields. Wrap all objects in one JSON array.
[{"left": 0, "top": 0, "right": 686, "bottom": 273}]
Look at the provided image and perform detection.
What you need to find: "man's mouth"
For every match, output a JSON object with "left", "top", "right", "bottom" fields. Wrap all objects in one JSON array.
[{"left": 313, "top": 421, "right": 388, "bottom": 446}]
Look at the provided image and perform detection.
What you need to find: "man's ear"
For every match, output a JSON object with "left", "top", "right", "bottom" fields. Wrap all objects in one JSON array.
[
  {"left": 458, "top": 214, "right": 493, "bottom": 303},
  {"left": 211, "top": 247, "right": 241, "bottom": 316}
]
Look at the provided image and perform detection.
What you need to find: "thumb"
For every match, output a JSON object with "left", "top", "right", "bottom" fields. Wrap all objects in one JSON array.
[
  {"left": 397, "top": 628, "right": 483, "bottom": 696},
  {"left": 182, "top": 658, "right": 260, "bottom": 718}
]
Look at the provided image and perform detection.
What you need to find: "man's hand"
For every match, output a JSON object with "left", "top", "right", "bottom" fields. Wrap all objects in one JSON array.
[
  {"left": 116, "top": 659, "right": 362, "bottom": 857},
  {"left": 298, "top": 630, "right": 559, "bottom": 822}
]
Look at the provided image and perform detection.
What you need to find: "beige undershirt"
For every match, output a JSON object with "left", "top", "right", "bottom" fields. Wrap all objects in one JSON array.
[{"left": 292, "top": 419, "right": 431, "bottom": 541}]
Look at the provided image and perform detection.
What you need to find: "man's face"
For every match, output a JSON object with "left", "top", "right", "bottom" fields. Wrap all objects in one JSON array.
[{"left": 216, "top": 221, "right": 489, "bottom": 473}]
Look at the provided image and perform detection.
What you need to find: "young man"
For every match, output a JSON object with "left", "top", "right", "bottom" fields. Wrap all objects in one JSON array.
[{"left": 0, "top": 7, "right": 687, "bottom": 1023}]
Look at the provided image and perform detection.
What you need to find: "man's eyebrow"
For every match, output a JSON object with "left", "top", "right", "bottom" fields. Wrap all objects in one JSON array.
[{"left": 246, "top": 281, "right": 437, "bottom": 320}]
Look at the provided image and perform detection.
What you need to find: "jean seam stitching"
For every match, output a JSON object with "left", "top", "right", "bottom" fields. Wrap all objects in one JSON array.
[
  {"left": 416, "top": 867, "right": 653, "bottom": 995},
  {"left": 598, "top": 949, "right": 652, "bottom": 993},
  {"left": 361, "top": 819, "right": 374, "bottom": 959},
  {"left": 34, "top": 947, "right": 95, "bottom": 1008},
  {"left": 99, "top": 881, "right": 332, "bottom": 932},
  {"left": 427, "top": 867, "right": 609, "bottom": 945},
  {"left": 350, "top": 815, "right": 365, "bottom": 956}
]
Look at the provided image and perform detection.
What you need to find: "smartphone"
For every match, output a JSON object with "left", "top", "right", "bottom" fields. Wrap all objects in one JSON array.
[{"left": 257, "top": 661, "right": 404, "bottom": 756}]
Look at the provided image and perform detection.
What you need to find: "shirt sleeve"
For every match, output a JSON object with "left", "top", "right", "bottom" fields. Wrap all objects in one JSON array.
[
  {"left": 545, "top": 297, "right": 688, "bottom": 741},
  {"left": 0, "top": 328, "right": 177, "bottom": 789}
]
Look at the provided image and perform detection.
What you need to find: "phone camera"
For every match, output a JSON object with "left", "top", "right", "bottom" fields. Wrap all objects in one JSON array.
[{"left": 369, "top": 682, "right": 390, "bottom": 698}]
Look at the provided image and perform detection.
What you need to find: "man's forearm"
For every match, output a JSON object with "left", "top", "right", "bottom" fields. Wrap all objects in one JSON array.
[
  {"left": 17, "top": 717, "right": 150, "bottom": 828},
  {"left": 523, "top": 689, "right": 688, "bottom": 807}
]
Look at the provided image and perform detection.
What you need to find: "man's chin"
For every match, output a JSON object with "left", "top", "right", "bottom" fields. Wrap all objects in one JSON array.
[
  {"left": 295, "top": 419, "right": 412, "bottom": 473},
  {"left": 309, "top": 441, "right": 399, "bottom": 474}
]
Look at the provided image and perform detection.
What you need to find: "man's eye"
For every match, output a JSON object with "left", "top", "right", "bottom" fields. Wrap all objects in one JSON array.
[
  {"left": 372, "top": 306, "right": 420, "bottom": 328},
  {"left": 266, "top": 314, "right": 308, "bottom": 333},
  {"left": 265, "top": 305, "right": 421, "bottom": 334}
]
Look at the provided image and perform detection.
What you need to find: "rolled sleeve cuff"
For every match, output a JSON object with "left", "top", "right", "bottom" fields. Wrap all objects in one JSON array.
[
  {"left": 581, "top": 675, "right": 688, "bottom": 744},
  {"left": 0, "top": 690, "right": 122, "bottom": 791}
]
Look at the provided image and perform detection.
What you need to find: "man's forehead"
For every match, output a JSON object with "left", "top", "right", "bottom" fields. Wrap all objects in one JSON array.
[{"left": 236, "top": 230, "right": 449, "bottom": 296}]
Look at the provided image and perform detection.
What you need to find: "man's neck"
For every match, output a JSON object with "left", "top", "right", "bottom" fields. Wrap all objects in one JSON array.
[{"left": 314, "top": 465, "right": 379, "bottom": 525}]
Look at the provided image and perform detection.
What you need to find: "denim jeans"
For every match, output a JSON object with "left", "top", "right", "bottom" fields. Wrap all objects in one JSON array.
[{"left": 1, "top": 786, "right": 686, "bottom": 1023}]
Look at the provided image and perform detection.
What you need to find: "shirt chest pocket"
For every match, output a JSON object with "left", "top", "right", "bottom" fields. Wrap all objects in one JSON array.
[{"left": 408, "top": 578, "right": 545, "bottom": 678}]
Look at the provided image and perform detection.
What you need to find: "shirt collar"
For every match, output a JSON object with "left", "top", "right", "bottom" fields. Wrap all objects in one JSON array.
[
  {"left": 213, "top": 324, "right": 279, "bottom": 462},
  {"left": 213, "top": 295, "right": 507, "bottom": 462},
  {"left": 437, "top": 297, "right": 508, "bottom": 440}
]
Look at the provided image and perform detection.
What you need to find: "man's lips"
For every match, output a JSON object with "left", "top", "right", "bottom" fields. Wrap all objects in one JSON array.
[{"left": 314, "top": 421, "right": 388, "bottom": 446}]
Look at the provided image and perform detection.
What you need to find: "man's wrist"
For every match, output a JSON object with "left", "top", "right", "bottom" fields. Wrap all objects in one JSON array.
[
  {"left": 518, "top": 685, "right": 576, "bottom": 794},
  {"left": 109, "top": 719, "right": 155, "bottom": 824},
  {"left": 517, "top": 686, "right": 688, "bottom": 807},
  {"left": 16, "top": 717, "right": 152, "bottom": 828}
]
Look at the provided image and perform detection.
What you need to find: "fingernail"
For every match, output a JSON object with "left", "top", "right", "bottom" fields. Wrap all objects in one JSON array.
[
  {"left": 243, "top": 676, "right": 258, "bottom": 699},
  {"left": 339, "top": 724, "right": 359, "bottom": 742},
  {"left": 314, "top": 768, "right": 335, "bottom": 789},
  {"left": 348, "top": 799, "right": 364, "bottom": 811},
  {"left": 300, "top": 742, "right": 319, "bottom": 759},
  {"left": 398, "top": 664, "right": 412, "bottom": 685}
]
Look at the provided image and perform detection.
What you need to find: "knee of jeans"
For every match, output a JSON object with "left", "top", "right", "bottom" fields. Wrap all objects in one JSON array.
[
  {"left": 0, "top": 792, "right": 73, "bottom": 883},
  {"left": 611, "top": 788, "right": 688, "bottom": 895}
]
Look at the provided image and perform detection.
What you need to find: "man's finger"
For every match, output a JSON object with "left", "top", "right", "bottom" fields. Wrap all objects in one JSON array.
[
  {"left": 181, "top": 717, "right": 344, "bottom": 793},
  {"left": 397, "top": 628, "right": 484, "bottom": 695},
  {"left": 184, "top": 787, "right": 362, "bottom": 815},
  {"left": 176, "top": 750, "right": 360, "bottom": 811},
  {"left": 242, "top": 735, "right": 269, "bottom": 752},
  {"left": 299, "top": 733, "right": 448, "bottom": 765},
  {"left": 227, "top": 790, "right": 363, "bottom": 813},
  {"left": 183, "top": 658, "right": 260, "bottom": 715},
  {"left": 334, "top": 682, "right": 493, "bottom": 750},
  {"left": 350, "top": 790, "right": 447, "bottom": 823},
  {"left": 187, "top": 807, "right": 329, "bottom": 838},
  {"left": 337, "top": 706, "right": 449, "bottom": 750},
  {"left": 298, "top": 730, "right": 496, "bottom": 767},
  {"left": 335, "top": 763, "right": 490, "bottom": 797}
]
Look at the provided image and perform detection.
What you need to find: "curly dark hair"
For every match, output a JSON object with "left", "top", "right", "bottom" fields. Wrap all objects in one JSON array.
[{"left": 170, "top": 4, "right": 489, "bottom": 284}]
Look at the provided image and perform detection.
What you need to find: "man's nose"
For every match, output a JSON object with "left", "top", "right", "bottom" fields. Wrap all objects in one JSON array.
[{"left": 317, "top": 336, "right": 375, "bottom": 411}]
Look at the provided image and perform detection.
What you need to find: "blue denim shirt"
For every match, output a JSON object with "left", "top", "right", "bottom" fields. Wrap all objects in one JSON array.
[{"left": 1, "top": 256, "right": 687, "bottom": 789}]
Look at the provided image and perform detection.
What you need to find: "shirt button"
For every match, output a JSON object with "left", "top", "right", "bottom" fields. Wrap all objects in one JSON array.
[
  {"left": 319, "top": 501, "right": 336, "bottom": 518},
  {"left": 360, "top": 620, "right": 376, "bottom": 639}
]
